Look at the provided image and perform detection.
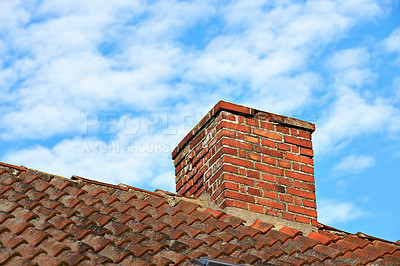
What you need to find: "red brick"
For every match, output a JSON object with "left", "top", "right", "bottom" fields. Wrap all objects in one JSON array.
[
  {"left": 224, "top": 173, "right": 254, "bottom": 186},
  {"left": 246, "top": 135, "right": 259, "bottom": 144},
  {"left": 237, "top": 133, "right": 245, "bottom": 140},
  {"left": 302, "top": 183, "right": 315, "bottom": 192},
  {"left": 284, "top": 136, "right": 312, "bottom": 148},
  {"left": 190, "top": 130, "right": 206, "bottom": 149},
  {"left": 216, "top": 101, "right": 252, "bottom": 116},
  {"left": 261, "top": 138, "right": 275, "bottom": 148},
  {"left": 262, "top": 156, "right": 276, "bottom": 165},
  {"left": 263, "top": 190, "right": 278, "bottom": 200},
  {"left": 277, "top": 177, "right": 291, "bottom": 186},
  {"left": 253, "top": 128, "right": 282, "bottom": 141},
  {"left": 277, "top": 160, "right": 291, "bottom": 169},
  {"left": 254, "top": 146, "right": 283, "bottom": 159},
  {"left": 247, "top": 170, "right": 260, "bottom": 179},
  {"left": 238, "top": 150, "right": 246, "bottom": 158},
  {"left": 224, "top": 191, "right": 255, "bottom": 203},
  {"left": 301, "top": 165, "right": 314, "bottom": 174},
  {"left": 300, "top": 147, "right": 313, "bottom": 157},
  {"left": 280, "top": 194, "right": 293, "bottom": 203},
  {"left": 295, "top": 216, "right": 310, "bottom": 224},
  {"left": 311, "top": 219, "right": 318, "bottom": 227},
  {"left": 294, "top": 197, "right": 302, "bottom": 205},
  {"left": 248, "top": 187, "right": 262, "bottom": 197},
  {"left": 303, "top": 199, "right": 317, "bottom": 208},
  {"left": 257, "top": 181, "right": 285, "bottom": 193},
  {"left": 299, "top": 130, "right": 312, "bottom": 140},
  {"left": 286, "top": 171, "right": 314, "bottom": 183},
  {"left": 220, "top": 121, "right": 251, "bottom": 134},
  {"left": 260, "top": 121, "right": 274, "bottom": 130},
  {"left": 220, "top": 199, "right": 234, "bottom": 208},
  {"left": 239, "top": 168, "right": 246, "bottom": 176},
  {"left": 288, "top": 205, "right": 317, "bottom": 217},
  {"left": 292, "top": 163, "right": 300, "bottom": 171},
  {"left": 277, "top": 143, "right": 290, "bottom": 151},
  {"left": 262, "top": 173, "right": 275, "bottom": 182},
  {"left": 255, "top": 163, "right": 284, "bottom": 176},
  {"left": 224, "top": 156, "right": 253, "bottom": 169},
  {"left": 285, "top": 153, "right": 313, "bottom": 165},
  {"left": 233, "top": 200, "right": 248, "bottom": 210},
  {"left": 286, "top": 187, "right": 316, "bottom": 200},
  {"left": 238, "top": 116, "right": 244, "bottom": 123},
  {"left": 221, "top": 111, "right": 236, "bottom": 121},
  {"left": 247, "top": 152, "right": 261, "bottom": 161},
  {"left": 222, "top": 164, "right": 238, "bottom": 174},
  {"left": 292, "top": 145, "right": 299, "bottom": 154},
  {"left": 257, "top": 198, "right": 286, "bottom": 210},
  {"left": 265, "top": 208, "right": 279, "bottom": 216},
  {"left": 223, "top": 182, "right": 239, "bottom": 191},
  {"left": 246, "top": 118, "right": 259, "bottom": 127},
  {"left": 249, "top": 204, "right": 263, "bottom": 213},
  {"left": 276, "top": 125, "right": 290, "bottom": 134},
  {"left": 293, "top": 180, "right": 301, "bottom": 188},
  {"left": 281, "top": 211, "right": 294, "bottom": 221},
  {"left": 221, "top": 138, "right": 253, "bottom": 151}
]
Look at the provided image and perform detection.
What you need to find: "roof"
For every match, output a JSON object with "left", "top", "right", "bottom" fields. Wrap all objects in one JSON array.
[{"left": 0, "top": 162, "right": 399, "bottom": 265}]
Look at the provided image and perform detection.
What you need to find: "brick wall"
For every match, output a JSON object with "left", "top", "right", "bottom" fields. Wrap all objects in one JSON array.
[{"left": 172, "top": 101, "right": 317, "bottom": 226}]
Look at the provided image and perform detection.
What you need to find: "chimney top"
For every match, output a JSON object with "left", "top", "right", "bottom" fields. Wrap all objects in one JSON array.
[{"left": 172, "top": 101, "right": 317, "bottom": 234}]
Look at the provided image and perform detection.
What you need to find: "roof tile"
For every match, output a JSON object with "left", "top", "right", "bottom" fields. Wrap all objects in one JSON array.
[
  {"left": 250, "top": 220, "right": 274, "bottom": 233},
  {"left": 0, "top": 230, "right": 27, "bottom": 249},
  {"left": 0, "top": 164, "right": 398, "bottom": 265},
  {"left": 14, "top": 243, "right": 45, "bottom": 260}
]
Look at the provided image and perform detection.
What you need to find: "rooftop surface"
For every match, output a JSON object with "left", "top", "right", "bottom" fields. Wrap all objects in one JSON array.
[{"left": 0, "top": 162, "right": 399, "bottom": 265}]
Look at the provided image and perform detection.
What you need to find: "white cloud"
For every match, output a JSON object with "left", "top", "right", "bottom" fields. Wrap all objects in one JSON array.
[
  {"left": 332, "top": 154, "right": 375, "bottom": 175},
  {"left": 0, "top": 0, "right": 396, "bottom": 193},
  {"left": 383, "top": 27, "right": 400, "bottom": 56},
  {"left": 314, "top": 88, "right": 400, "bottom": 154},
  {"left": 318, "top": 198, "right": 368, "bottom": 224}
]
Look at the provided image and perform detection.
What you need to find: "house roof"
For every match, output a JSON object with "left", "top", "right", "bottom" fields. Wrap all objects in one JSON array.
[{"left": 0, "top": 162, "right": 399, "bottom": 265}]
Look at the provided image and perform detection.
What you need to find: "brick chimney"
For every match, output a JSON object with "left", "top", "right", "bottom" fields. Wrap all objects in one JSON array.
[{"left": 172, "top": 101, "right": 317, "bottom": 232}]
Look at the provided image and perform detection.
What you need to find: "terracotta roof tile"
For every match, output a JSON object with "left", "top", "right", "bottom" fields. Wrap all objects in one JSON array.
[{"left": 0, "top": 163, "right": 398, "bottom": 265}]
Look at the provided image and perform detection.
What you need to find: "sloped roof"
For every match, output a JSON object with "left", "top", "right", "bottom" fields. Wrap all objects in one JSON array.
[{"left": 0, "top": 162, "right": 399, "bottom": 265}]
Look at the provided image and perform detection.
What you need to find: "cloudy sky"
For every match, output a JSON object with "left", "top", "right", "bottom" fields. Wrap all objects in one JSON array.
[{"left": 1, "top": 0, "right": 399, "bottom": 241}]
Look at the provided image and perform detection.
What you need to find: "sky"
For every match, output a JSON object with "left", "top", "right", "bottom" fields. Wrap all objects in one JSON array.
[{"left": 1, "top": 0, "right": 399, "bottom": 242}]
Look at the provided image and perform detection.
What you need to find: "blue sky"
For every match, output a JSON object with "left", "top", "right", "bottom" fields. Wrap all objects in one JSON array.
[{"left": 1, "top": 0, "right": 399, "bottom": 241}]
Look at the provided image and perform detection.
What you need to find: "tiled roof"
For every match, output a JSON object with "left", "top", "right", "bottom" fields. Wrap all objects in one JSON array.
[{"left": 0, "top": 162, "right": 399, "bottom": 265}]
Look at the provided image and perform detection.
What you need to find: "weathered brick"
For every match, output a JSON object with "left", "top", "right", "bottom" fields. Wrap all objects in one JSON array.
[
  {"left": 248, "top": 187, "right": 262, "bottom": 197},
  {"left": 253, "top": 128, "right": 282, "bottom": 141},
  {"left": 285, "top": 153, "right": 313, "bottom": 165},
  {"left": 234, "top": 200, "right": 248, "bottom": 210},
  {"left": 286, "top": 187, "right": 316, "bottom": 200},
  {"left": 221, "top": 138, "right": 253, "bottom": 151},
  {"left": 280, "top": 194, "right": 293, "bottom": 203},
  {"left": 223, "top": 156, "right": 254, "bottom": 169},
  {"left": 281, "top": 211, "right": 294, "bottom": 221},
  {"left": 288, "top": 205, "right": 317, "bottom": 217},
  {"left": 295, "top": 215, "right": 310, "bottom": 224},
  {"left": 249, "top": 204, "right": 263, "bottom": 213},
  {"left": 263, "top": 190, "right": 278, "bottom": 200},
  {"left": 286, "top": 171, "right": 314, "bottom": 183},
  {"left": 254, "top": 146, "right": 283, "bottom": 158},
  {"left": 301, "top": 165, "right": 314, "bottom": 174},
  {"left": 284, "top": 136, "right": 312, "bottom": 148},
  {"left": 261, "top": 138, "right": 275, "bottom": 148},
  {"left": 255, "top": 163, "right": 284, "bottom": 176},
  {"left": 224, "top": 173, "right": 254, "bottom": 186},
  {"left": 257, "top": 198, "right": 286, "bottom": 210},
  {"left": 224, "top": 191, "right": 255, "bottom": 203}
]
